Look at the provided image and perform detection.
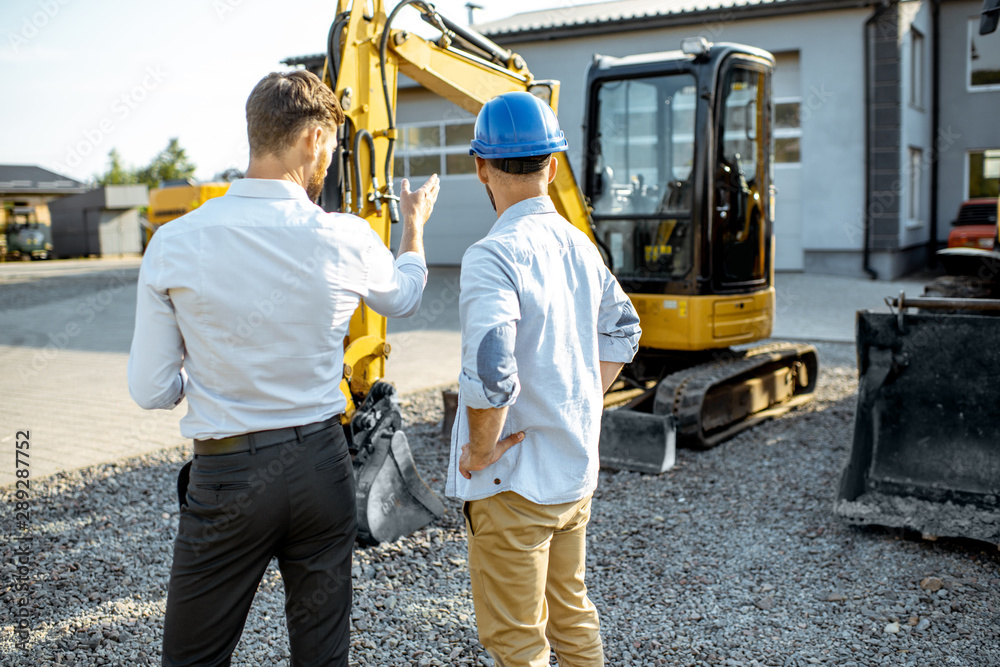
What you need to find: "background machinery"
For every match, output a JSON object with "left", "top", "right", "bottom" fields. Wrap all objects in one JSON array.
[
  {"left": 145, "top": 180, "right": 229, "bottom": 247},
  {"left": 1, "top": 203, "right": 53, "bottom": 260},
  {"left": 833, "top": 0, "right": 1000, "bottom": 546},
  {"left": 322, "top": 0, "right": 819, "bottom": 540}
]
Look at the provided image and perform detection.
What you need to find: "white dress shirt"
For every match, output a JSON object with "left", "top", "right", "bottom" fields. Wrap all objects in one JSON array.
[
  {"left": 128, "top": 178, "right": 426, "bottom": 440},
  {"left": 446, "top": 196, "right": 641, "bottom": 504}
]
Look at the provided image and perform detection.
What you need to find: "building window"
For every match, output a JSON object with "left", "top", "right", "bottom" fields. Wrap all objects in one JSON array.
[
  {"left": 394, "top": 120, "right": 477, "bottom": 178},
  {"left": 908, "top": 147, "right": 923, "bottom": 224},
  {"left": 969, "top": 149, "right": 1000, "bottom": 198},
  {"left": 969, "top": 18, "right": 1000, "bottom": 90},
  {"left": 910, "top": 28, "right": 924, "bottom": 108},
  {"left": 773, "top": 99, "right": 801, "bottom": 164}
]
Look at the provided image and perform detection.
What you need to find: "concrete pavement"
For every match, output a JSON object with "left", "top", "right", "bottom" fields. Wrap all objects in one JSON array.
[
  {"left": 0, "top": 257, "right": 928, "bottom": 486},
  {"left": 771, "top": 271, "right": 926, "bottom": 342}
]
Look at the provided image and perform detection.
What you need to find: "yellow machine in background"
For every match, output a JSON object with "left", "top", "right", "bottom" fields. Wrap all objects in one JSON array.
[{"left": 145, "top": 181, "right": 229, "bottom": 246}]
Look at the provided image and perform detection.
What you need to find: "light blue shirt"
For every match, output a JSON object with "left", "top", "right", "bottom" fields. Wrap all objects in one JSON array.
[
  {"left": 128, "top": 178, "right": 426, "bottom": 440},
  {"left": 447, "top": 196, "right": 641, "bottom": 504}
]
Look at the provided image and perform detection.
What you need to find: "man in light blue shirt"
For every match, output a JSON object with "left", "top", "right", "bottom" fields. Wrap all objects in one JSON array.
[
  {"left": 129, "top": 70, "right": 439, "bottom": 666},
  {"left": 448, "top": 92, "right": 640, "bottom": 666}
]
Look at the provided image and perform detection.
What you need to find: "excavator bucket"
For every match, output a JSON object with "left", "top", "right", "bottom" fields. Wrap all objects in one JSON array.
[
  {"left": 835, "top": 306, "right": 1000, "bottom": 543},
  {"left": 350, "top": 382, "right": 446, "bottom": 544}
]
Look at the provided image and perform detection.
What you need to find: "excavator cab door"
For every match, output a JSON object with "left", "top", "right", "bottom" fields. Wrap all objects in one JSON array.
[{"left": 711, "top": 61, "right": 770, "bottom": 292}]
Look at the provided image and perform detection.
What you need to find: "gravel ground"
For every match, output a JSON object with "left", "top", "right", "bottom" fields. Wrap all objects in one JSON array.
[{"left": 2, "top": 341, "right": 999, "bottom": 666}]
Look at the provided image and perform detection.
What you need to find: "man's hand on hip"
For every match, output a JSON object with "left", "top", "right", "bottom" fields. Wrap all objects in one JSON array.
[{"left": 459, "top": 431, "right": 524, "bottom": 480}]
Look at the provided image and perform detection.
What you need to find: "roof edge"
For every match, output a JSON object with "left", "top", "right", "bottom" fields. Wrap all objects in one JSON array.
[{"left": 479, "top": 0, "right": 879, "bottom": 45}]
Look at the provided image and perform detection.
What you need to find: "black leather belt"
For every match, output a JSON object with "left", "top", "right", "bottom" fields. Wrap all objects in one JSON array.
[{"left": 193, "top": 416, "right": 341, "bottom": 456}]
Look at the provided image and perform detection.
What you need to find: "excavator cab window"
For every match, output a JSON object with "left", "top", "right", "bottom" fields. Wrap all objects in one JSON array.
[
  {"left": 589, "top": 73, "right": 697, "bottom": 283},
  {"left": 712, "top": 64, "right": 769, "bottom": 289}
]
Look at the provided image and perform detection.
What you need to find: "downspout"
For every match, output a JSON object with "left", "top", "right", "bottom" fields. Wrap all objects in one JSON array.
[
  {"left": 928, "top": 0, "right": 941, "bottom": 268},
  {"left": 863, "top": 4, "right": 880, "bottom": 280}
]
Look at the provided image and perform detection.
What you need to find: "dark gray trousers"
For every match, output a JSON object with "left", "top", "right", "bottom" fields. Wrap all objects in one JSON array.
[{"left": 162, "top": 424, "right": 356, "bottom": 666}]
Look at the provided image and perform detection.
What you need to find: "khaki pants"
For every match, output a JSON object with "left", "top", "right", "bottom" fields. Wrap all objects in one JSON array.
[{"left": 464, "top": 491, "right": 604, "bottom": 667}]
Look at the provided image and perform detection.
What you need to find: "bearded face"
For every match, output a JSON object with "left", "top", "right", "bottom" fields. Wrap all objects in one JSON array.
[{"left": 306, "top": 146, "right": 331, "bottom": 203}]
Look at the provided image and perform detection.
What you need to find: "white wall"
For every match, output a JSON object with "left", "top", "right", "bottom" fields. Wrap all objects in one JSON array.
[
  {"left": 396, "top": 5, "right": 873, "bottom": 264},
  {"left": 772, "top": 50, "right": 803, "bottom": 271},
  {"left": 899, "top": 0, "right": 934, "bottom": 251}
]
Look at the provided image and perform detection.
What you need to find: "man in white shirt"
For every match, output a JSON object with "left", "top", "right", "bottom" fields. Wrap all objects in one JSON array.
[
  {"left": 128, "top": 70, "right": 439, "bottom": 666},
  {"left": 448, "top": 92, "right": 640, "bottom": 666}
]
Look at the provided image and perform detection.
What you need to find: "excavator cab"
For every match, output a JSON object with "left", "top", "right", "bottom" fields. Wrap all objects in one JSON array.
[
  {"left": 587, "top": 42, "right": 769, "bottom": 302},
  {"left": 585, "top": 40, "right": 818, "bottom": 469}
]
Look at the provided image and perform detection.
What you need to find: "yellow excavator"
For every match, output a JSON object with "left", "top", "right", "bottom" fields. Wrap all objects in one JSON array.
[{"left": 323, "top": 0, "right": 818, "bottom": 541}]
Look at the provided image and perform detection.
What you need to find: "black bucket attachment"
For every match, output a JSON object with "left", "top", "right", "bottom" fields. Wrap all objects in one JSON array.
[
  {"left": 835, "top": 307, "right": 1000, "bottom": 543},
  {"left": 599, "top": 387, "right": 676, "bottom": 474},
  {"left": 350, "top": 382, "right": 446, "bottom": 544}
]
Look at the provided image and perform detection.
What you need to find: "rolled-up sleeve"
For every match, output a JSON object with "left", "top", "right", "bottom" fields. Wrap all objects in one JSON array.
[
  {"left": 459, "top": 245, "right": 521, "bottom": 410},
  {"left": 362, "top": 229, "right": 427, "bottom": 318},
  {"left": 127, "top": 242, "right": 186, "bottom": 410},
  {"left": 597, "top": 268, "right": 641, "bottom": 364}
]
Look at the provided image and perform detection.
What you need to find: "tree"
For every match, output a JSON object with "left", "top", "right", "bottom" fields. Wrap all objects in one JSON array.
[
  {"left": 134, "top": 138, "right": 196, "bottom": 188},
  {"left": 96, "top": 149, "right": 138, "bottom": 186},
  {"left": 94, "top": 139, "right": 197, "bottom": 189}
]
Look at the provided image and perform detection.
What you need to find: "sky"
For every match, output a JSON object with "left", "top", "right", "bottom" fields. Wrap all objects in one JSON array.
[{"left": 0, "top": 0, "right": 588, "bottom": 184}]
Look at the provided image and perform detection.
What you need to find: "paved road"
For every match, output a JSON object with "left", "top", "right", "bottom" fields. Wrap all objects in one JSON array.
[{"left": 0, "top": 257, "right": 929, "bottom": 485}]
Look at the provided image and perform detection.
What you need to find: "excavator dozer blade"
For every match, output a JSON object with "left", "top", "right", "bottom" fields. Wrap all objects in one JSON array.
[
  {"left": 834, "top": 310, "right": 1000, "bottom": 543},
  {"left": 599, "top": 405, "right": 676, "bottom": 474},
  {"left": 351, "top": 382, "right": 446, "bottom": 544},
  {"left": 599, "top": 343, "right": 817, "bottom": 472}
]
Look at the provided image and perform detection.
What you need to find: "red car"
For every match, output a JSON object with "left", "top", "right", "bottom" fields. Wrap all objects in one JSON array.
[{"left": 937, "top": 198, "right": 1000, "bottom": 276}]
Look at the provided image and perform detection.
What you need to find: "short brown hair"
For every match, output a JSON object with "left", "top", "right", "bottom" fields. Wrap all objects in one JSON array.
[
  {"left": 246, "top": 70, "right": 345, "bottom": 157},
  {"left": 484, "top": 155, "right": 553, "bottom": 186}
]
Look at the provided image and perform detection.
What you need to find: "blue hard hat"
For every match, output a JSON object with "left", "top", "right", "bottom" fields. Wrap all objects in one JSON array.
[{"left": 469, "top": 92, "right": 568, "bottom": 159}]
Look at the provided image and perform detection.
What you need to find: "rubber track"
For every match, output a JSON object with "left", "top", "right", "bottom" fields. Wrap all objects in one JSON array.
[{"left": 654, "top": 342, "right": 819, "bottom": 449}]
